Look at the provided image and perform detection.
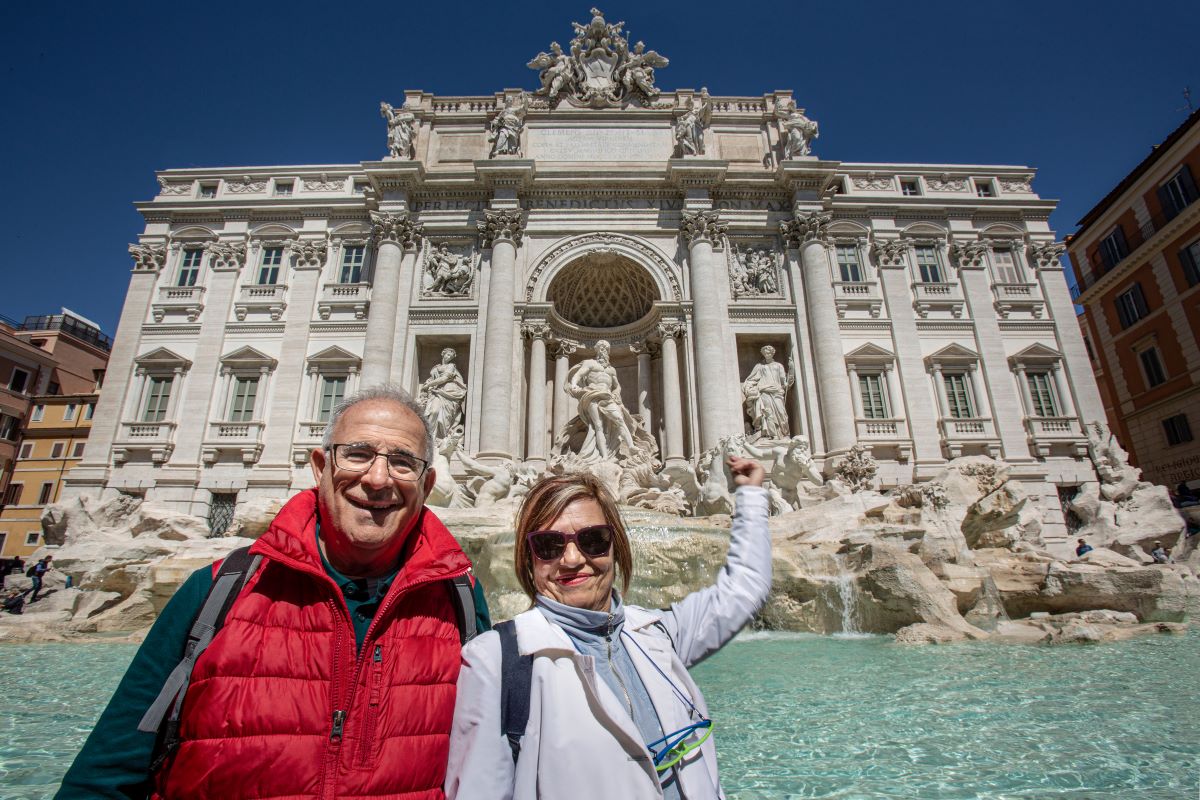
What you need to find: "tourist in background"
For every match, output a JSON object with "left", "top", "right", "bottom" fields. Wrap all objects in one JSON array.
[
  {"left": 1075, "top": 538, "right": 1093, "bottom": 557},
  {"left": 447, "top": 457, "right": 771, "bottom": 800},
  {"left": 0, "top": 555, "right": 23, "bottom": 589},
  {"left": 30, "top": 555, "right": 51, "bottom": 602},
  {"left": 1151, "top": 542, "right": 1171, "bottom": 564}
]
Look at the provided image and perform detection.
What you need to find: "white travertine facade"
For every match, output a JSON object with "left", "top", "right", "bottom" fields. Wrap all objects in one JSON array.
[{"left": 66, "top": 10, "right": 1107, "bottom": 548}]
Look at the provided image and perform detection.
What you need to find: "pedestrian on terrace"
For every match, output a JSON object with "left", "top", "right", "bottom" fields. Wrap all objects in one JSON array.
[{"left": 1075, "top": 538, "right": 1094, "bottom": 557}]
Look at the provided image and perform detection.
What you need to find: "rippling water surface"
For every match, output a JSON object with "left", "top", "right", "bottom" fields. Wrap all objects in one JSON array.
[{"left": 2, "top": 631, "right": 1197, "bottom": 798}]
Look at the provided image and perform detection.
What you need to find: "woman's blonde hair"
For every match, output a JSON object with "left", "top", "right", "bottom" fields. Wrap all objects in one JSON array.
[{"left": 514, "top": 473, "right": 633, "bottom": 601}]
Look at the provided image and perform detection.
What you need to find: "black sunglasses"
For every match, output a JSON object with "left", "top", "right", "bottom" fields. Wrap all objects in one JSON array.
[{"left": 525, "top": 524, "right": 614, "bottom": 561}]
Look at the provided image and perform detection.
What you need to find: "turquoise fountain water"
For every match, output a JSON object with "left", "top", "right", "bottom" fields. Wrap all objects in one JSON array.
[{"left": 2, "top": 632, "right": 1197, "bottom": 798}]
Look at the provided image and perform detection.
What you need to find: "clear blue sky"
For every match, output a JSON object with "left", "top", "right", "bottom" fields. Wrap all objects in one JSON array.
[{"left": 2, "top": 1, "right": 1196, "bottom": 335}]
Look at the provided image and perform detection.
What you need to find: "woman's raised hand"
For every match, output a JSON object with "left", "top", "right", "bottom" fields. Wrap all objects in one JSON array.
[{"left": 726, "top": 455, "right": 765, "bottom": 487}]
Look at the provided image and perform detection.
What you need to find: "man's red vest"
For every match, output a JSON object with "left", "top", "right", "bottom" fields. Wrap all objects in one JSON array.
[{"left": 154, "top": 489, "right": 472, "bottom": 799}]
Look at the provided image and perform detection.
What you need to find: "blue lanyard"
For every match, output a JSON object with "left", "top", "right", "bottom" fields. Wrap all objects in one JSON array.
[{"left": 620, "top": 629, "right": 705, "bottom": 721}]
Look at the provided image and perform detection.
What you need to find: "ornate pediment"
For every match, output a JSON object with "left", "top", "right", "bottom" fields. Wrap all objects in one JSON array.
[
  {"left": 926, "top": 343, "right": 979, "bottom": 367},
  {"left": 134, "top": 347, "right": 192, "bottom": 370},
  {"left": 219, "top": 346, "right": 277, "bottom": 370},
  {"left": 306, "top": 346, "right": 361, "bottom": 368},
  {"left": 1009, "top": 343, "right": 1062, "bottom": 365},
  {"left": 526, "top": 8, "right": 668, "bottom": 108}
]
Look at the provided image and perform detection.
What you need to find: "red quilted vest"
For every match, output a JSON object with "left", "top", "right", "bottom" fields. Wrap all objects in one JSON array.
[{"left": 153, "top": 489, "right": 472, "bottom": 799}]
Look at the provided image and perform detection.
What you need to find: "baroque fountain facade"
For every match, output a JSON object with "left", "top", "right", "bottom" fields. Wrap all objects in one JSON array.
[{"left": 9, "top": 9, "right": 1193, "bottom": 642}]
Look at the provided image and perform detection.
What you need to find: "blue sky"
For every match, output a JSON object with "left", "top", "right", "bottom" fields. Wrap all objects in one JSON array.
[{"left": 2, "top": 1, "right": 1196, "bottom": 335}]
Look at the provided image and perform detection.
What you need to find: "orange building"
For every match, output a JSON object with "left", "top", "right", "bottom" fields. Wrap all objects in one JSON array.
[
  {"left": 0, "top": 311, "right": 111, "bottom": 557},
  {"left": 0, "top": 393, "right": 97, "bottom": 557},
  {"left": 1068, "top": 108, "right": 1200, "bottom": 492}
]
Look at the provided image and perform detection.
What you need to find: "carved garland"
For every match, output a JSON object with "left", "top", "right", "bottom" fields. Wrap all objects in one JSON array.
[{"left": 525, "top": 231, "right": 683, "bottom": 303}]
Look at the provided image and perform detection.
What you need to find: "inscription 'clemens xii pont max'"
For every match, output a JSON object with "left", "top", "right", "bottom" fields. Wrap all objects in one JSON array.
[{"left": 412, "top": 197, "right": 793, "bottom": 212}]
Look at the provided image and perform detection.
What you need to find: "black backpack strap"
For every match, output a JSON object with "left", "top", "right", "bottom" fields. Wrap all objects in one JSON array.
[
  {"left": 138, "top": 546, "right": 261, "bottom": 769},
  {"left": 448, "top": 573, "right": 478, "bottom": 645},
  {"left": 496, "top": 619, "right": 533, "bottom": 763}
]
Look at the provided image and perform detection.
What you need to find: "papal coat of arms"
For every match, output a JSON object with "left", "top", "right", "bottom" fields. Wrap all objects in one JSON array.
[{"left": 527, "top": 8, "right": 669, "bottom": 108}]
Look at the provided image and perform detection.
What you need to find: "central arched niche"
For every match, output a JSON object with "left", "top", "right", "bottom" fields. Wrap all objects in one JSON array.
[{"left": 547, "top": 253, "right": 658, "bottom": 328}]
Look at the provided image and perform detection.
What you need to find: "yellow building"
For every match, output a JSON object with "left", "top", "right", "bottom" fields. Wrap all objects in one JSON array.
[{"left": 0, "top": 393, "right": 96, "bottom": 558}]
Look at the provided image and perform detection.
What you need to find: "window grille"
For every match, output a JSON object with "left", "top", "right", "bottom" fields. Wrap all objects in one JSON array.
[{"left": 208, "top": 492, "right": 237, "bottom": 536}]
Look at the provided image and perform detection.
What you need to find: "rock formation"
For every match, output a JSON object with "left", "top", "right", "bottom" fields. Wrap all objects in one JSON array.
[{"left": 4, "top": 451, "right": 1194, "bottom": 646}]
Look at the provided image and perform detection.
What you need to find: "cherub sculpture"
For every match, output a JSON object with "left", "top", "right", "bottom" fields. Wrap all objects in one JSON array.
[
  {"left": 617, "top": 41, "right": 668, "bottom": 102},
  {"left": 527, "top": 41, "right": 576, "bottom": 102}
]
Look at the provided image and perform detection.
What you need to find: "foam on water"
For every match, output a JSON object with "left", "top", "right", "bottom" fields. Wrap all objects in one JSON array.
[{"left": 3, "top": 631, "right": 1198, "bottom": 798}]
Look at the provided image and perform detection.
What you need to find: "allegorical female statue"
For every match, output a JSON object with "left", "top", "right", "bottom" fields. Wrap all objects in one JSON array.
[
  {"left": 417, "top": 348, "right": 467, "bottom": 441},
  {"left": 741, "top": 345, "right": 794, "bottom": 440}
]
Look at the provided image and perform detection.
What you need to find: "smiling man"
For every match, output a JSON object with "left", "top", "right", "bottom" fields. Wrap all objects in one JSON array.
[{"left": 59, "top": 385, "right": 490, "bottom": 799}]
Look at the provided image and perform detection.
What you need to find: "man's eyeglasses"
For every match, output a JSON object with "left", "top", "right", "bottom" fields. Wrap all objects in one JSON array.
[
  {"left": 328, "top": 444, "right": 429, "bottom": 481},
  {"left": 647, "top": 719, "right": 713, "bottom": 772},
  {"left": 525, "top": 524, "right": 614, "bottom": 561}
]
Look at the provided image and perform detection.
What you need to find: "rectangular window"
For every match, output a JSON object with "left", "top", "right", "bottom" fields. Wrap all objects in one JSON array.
[
  {"left": 8, "top": 368, "right": 30, "bottom": 394},
  {"left": 24, "top": 532, "right": 39, "bottom": 546},
  {"left": 1180, "top": 241, "right": 1200, "bottom": 287},
  {"left": 0, "top": 414, "right": 17, "bottom": 441},
  {"left": 900, "top": 179, "right": 920, "bottom": 196},
  {"left": 142, "top": 376, "right": 174, "bottom": 422},
  {"left": 943, "top": 373, "right": 976, "bottom": 418},
  {"left": 1163, "top": 414, "right": 1194, "bottom": 446},
  {"left": 1026, "top": 372, "right": 1059, "bottom": 417},
  {"left": 31, "top": 405, "right": 44, "bottom": 422},
  {"left": 1139, "top": 347, "right": 1167, "bottom": 388},
  {"left": 71, "top": 442, "right": 86, "bottom": 458},
  {"left": 974, "top": 179, "right": 995, "bottom": 198},
  {"left": 84, "top": 403, "right": 95, "bottom": 420},
  {"left": 992, "top": 250, "right": 1021, "bottom": 283},
  {"left": 1115, "top": 283, "right": 1150, "bottom": 329},
  {"left": 37, "top": 482, "right": 53, "bottom": 505},
  {"left": 274, "top": 180, "right": 294, "bottom": 197},
  {"left": 1159, "top": 166, "right": 1198, "bottom": 220},
  {"left": 835, "top": 245, "right": 863, "bottom": 282},
  {"left": 3, "top": 483, "right": 22, "bottom": 505},
  {"left": 915, "top": 246, "right": 942, "bottom": 283},
  {"left": 64, "top": 403, "right": 77, "bottom": 421},
  {"left": 229, "top": 377, "right": 259, "bottom": 422},
  {"left": 318, "top": 376, "right": 347, "bottom": 422},
  {"left": 257, "top": 247, "right": 283, "bottom": 285},
  {"left": 858, "top": 373, "right": 889, "bottom": 419},
  {"left": 340, "top": 246, "right": 366, "bottom": 283},
  {"left": 352, "top": 180, "right": 369, "bottom": 195},
  {"left": 177, "top": 249, "right": 203, "bottom": 287},
  {"left": 198, "top": 183, "right": 218, "bottom": 199},
  {"left": 1099, "top": 227, "right": 1129, "bottom": 271},
  {"left": 50, "top": 442, "right": 64, "bottom": 459},
  {"left": 18, "top": 442, "right": 33, "bottom": 459}
]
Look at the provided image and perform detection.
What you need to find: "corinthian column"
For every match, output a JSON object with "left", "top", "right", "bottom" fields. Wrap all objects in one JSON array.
[
  {"left": 680, "top": 210, "right": 732, "bottom": 449},
  {"left": 362, "top": 212, "right": 422, "bottom": 386},
  {"left": 657, "top": 321, "right": 686, "bottom": 466},
  {"left": 476, "top": 209, "right": 525, "bottom": 459},
  {"left": 782, "top": 210, "right": 856, "bottom": 454},
  {"left": 552, "top": 340, "right": 577, "bottom": 444},
  {"left": 522, "top": 322, "right": 550, "bottom": 468}
]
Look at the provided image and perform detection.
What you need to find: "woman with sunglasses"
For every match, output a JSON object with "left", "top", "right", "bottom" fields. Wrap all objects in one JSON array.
[{"left": 446, "top": 456, "right": 770, "bottom": 800}]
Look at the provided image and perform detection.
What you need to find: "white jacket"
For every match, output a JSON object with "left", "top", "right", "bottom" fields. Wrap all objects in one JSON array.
[{"left": 446, "top": 486, "right": 771, "bottom": 800}]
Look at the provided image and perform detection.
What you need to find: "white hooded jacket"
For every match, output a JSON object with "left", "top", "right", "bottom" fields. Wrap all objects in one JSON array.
[{"left": 446, "top": 486, "right": 771, "bottom": 800}]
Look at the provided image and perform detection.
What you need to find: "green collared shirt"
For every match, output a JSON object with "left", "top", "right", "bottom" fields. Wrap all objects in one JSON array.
[{"left": 316, "top": 523, "right": 400, "bottom": 652}]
